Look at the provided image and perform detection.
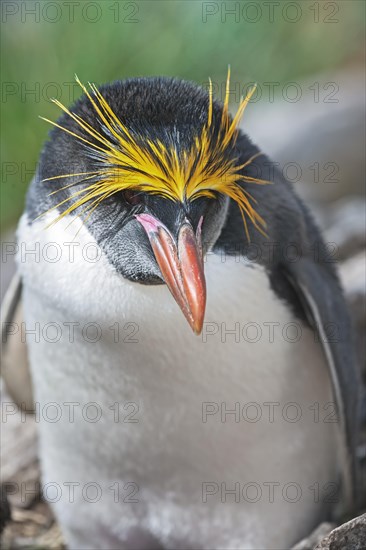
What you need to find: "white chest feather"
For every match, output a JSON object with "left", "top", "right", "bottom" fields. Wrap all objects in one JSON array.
[{"left": 17, "top": 214, "right": 339, "bottom": 549}]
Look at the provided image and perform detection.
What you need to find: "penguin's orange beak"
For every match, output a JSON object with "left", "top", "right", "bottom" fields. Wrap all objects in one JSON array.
[{"left": 135, "top": 213, "right": 206, "bottom": 335}]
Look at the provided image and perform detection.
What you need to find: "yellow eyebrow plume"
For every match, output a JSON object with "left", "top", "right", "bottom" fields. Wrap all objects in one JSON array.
[{"left": 40, "top": 70, "right": 270, "bottom": 239}]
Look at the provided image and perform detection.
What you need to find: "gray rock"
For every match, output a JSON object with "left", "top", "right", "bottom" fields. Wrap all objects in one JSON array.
[
  {"left": 292, "top": 523, "right": 335, "bottom": 549},
  {"left": 339, "top": 251, "right": 366, "bottom": 379},
  {"left": 324, "top": 200, "right": 366, "bottom": 261},
  {"left": 314, "top": 513, "right": 366, "bottom": 549},
  {"left": 244, "top": 69, "right": 365, "bottom": 206}
]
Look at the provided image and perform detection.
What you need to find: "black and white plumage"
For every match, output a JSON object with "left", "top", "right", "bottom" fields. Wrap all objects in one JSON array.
[{"left": 11, "top": 76, "right": 360, "bottom": 549}]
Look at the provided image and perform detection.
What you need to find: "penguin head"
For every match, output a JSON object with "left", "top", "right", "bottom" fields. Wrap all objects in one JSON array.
[{"left": 34, "top": 73, "right": 267, "bottom": 333}]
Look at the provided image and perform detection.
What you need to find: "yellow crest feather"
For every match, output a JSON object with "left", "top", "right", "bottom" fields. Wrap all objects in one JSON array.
[{"left": 40, "top": 70, "right": 270, "bottom": 239}]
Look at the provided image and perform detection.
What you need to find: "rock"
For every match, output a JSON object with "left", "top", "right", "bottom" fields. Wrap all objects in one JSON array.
[
  {"left": 36, "top": 522, "right": 65, "bottom": 549},
  {"left": 0, "top": 488, "right": 11, "bottom": 534},
  {"left": 244, "top": 69, "right": 365, "bottom": 206},
  {"left": 339, "top": 251, "right": 366, "bottom": 379},
  {"left": 292, "top": 522, "right": 335, "bottom": 549},
  {"left": 0, "top": 500, "right": 64, "bottom": 550},
  {"left": 314, "top": 513, "right": 366, "bottom": 549},
  {"left": 324, "top": 199, "right": 366, "bottom": 262}
]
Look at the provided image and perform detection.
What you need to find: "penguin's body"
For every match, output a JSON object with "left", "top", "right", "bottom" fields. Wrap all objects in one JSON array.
[
  {"left": 19, "top": 213, "right": 339, "bottom": 549},
  {"left": 15, "top": 76, "right": 359, "bottom": 549}
]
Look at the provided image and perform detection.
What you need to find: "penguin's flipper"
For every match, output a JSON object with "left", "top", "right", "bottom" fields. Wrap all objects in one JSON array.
[
  {"left": 1, "top": 274, "right": 33, "bottom": 410},
  {"left": 284, "top": 256, "right": 361, "bottom": 510}
]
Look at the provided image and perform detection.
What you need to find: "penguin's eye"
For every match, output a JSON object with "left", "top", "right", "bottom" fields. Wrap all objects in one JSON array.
[{"left": 123, "top": 190, "right": 141, "bottom": 206}]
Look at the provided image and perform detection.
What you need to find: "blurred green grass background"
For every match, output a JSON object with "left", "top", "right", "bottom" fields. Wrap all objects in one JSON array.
[{"left": 1, "top": 0, "right": 364, "bottom": 231}]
